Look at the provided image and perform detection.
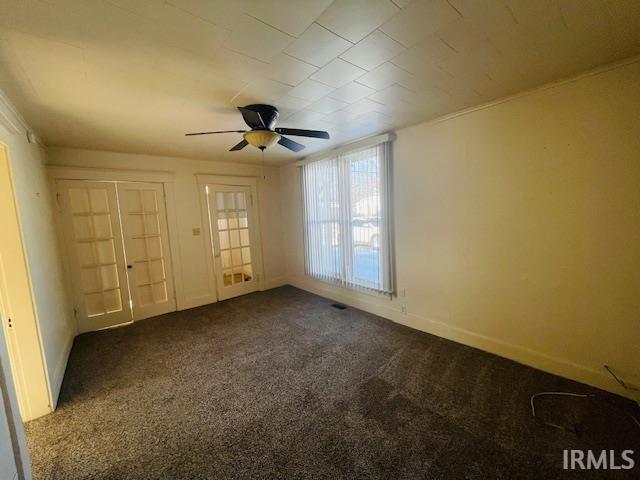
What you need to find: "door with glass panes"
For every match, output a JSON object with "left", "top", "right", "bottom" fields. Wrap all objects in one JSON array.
[
  {"left": 118, "top": 182, "right": 176, "bottom": 320},
  {"left": 57, "top": 180, "right": 175, "bottom": 332},
  {"left": 205, "top": 184, "right": 260, "bottom": 300}
]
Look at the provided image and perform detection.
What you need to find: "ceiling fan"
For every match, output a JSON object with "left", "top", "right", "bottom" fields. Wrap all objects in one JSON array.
[{"left": 185, "top": 104, "right": 330, "bottom": 152}]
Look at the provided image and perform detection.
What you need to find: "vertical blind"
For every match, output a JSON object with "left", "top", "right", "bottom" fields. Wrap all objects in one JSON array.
[{"left": 302, "top": 141, "right": 394, "bottom": 294}]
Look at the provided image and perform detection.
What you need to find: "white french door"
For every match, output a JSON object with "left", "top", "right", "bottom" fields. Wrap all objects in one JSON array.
[
  {"left": 57, "top": 180, "right": 175, "bottom": 332},
  {"left": 205, "top": 184, "right": 260, "bottom": 300},
  {"left": 58, "top": 180, "right": 132, "bottom": 331},
  {"left": 118, "top": 182, "right": 176, "bottom": 320}
]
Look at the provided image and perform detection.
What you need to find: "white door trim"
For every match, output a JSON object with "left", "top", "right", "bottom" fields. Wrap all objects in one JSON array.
[
  {"left": 1, "top": 143, "right": 52, "bottom": 421},
  {"left": 47, "top": 166, "right": 184, "bottom": 313},
  {"left": 196, "top": 175, "right": 265, "bottom": 300}
]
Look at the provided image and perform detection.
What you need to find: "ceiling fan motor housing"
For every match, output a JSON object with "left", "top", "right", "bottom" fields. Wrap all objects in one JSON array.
[{"left": 245, "top": 104, "right": 279, "bottom": 130}]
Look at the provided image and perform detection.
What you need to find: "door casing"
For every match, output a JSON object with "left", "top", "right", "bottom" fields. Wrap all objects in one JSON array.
[
  {"left": 49, "top": 167, "right": 181, "bottom": 333},
  {"left": 197, "top": 175, "right": 265, "bottom": 302}
]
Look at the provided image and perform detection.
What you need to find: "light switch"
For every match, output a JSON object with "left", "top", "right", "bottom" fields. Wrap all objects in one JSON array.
[{"left": 192, "top": 227, "right": 201, "bottom": 236}]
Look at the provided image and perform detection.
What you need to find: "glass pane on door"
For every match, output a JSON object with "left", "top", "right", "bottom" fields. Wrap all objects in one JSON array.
[
  {"left": 123, "top": 188, "right": 169, "bottom": 307},
  {"left": 215, "top": 191, "right": 254, "bottom": 287},
  {"left": 68, "top": 186, "right": 124, "bottom": 317}
]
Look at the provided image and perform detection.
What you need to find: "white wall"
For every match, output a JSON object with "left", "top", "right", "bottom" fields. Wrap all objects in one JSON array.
[
  {"left": 0, "top": 92, "right": 74, "bottom": 420},
  {"left": 46, "top": 148, "right": 287, "bottom": 309},
  {"left": 281, "top": 59, "right": 640, "bottom": 399}
]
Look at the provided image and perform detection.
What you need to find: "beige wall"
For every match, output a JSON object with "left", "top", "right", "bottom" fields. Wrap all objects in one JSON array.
[
  {"left": 281, "top": 59, "right": 640, "bottom": 398},
  {"left": 46, "top": 148, "right": 287, "bottom": 309},
  {"left": 0, "top": 93, "right": 74, "bottom": 420}
]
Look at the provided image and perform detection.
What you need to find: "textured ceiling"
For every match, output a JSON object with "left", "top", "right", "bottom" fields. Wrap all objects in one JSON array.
[{"left": 0, "top": 0, "right": 639, "bottom": 164}]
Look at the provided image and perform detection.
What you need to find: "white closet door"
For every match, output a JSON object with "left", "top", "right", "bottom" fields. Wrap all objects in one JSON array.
[
  {"left": 57, "top": 180, "right": 132, "bottom": 331},
  {"left": 118, "top": 183, "right": 176, "bottom": 320},
  {"left": 206, "top": 184, "right": 260, "bottom": 300}
]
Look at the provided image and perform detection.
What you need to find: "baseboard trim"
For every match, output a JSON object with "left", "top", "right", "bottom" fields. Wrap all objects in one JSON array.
[
  {"left": 50, "top": 333, "right": 74, "bottom": 408},
  {"left": 261, "top": 276, "right": 287, "bottom": 291},
  {"left": 178, "top": 294, "right": 217, "bottom": 310},
  {"left": 288, "top": 276, "right": 633, "bottom": 400}
]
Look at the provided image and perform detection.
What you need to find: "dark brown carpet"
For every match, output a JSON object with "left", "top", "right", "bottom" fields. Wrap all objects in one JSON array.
[{"left": 25, "top": 286, "right": 639, "bottom": 479}]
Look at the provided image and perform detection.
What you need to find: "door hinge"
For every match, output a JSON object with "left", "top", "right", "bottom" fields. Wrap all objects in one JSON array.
[
  {"left": 56, "top": 192, "right": 62, "bottom": 211},
  {"left": 7, "top": 317, "right": 13, "bottom": 328},
  {"left": 73, "top": 307, "right": 78, "bottom": 319},
  {"left": 250, "top": 194, "right": 254, "bottom": 206}
]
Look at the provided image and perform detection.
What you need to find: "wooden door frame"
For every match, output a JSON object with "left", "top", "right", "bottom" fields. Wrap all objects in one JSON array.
[
  {"left": 196, "top": 175, "right": 265, "bottom": 301},
  {"left": 1, "top": 143, "right": 53, "bottom": 421},
  {"left": 48, "top": 166, "right": 182, "bottom": 331}
]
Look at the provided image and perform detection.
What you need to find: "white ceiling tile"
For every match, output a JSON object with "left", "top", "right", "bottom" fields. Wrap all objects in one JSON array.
[
  {"left": 73, "top": 0, "right": 150, "bottom": 45},
  {"left": 2, "top": 30, "right": 84, "bottom": 68},
  {"left": 308, "top": 96, "right": 349, "bottom": 114},
  {"left": 356, "top": 61, "right": 413, "bottom": 90},
  {"left": 380, "top": 0, "right": 462, "bottom": 47},
  {"left": 342, "top": 98, "right": 383, "bottom": 116},
  {"left": 156, "top": 7, "right": 229, "bottom": 55},
  {"left": 329, "top": 82, "right": 376, "bottom": 103},
  {"left": 435, "top": 18, "right": 496, "bottom": 59},
  {"left": 152, "top": 48, "right": 211, "bottom": 84},
  {"left": 0, "top": 0, "right": 86, "bottom": 47},
  {"left": 368, "top": 83, "right": 430, "bottom": 107},
  {"left": 223, "top": 14, "right": 293, "bottom": 62},
  {"left": 235, "top": 78, "right": 291, "bottom": 103},
  {"left": 1, "top": 0, "right": 639, "bottom": 164},
  {"left": 245, "top": 0, "right": 334, "bottom": 37},
  {"left": 284, "top": 23, "right": 353, "bottom": 68},
  {"left": 165, "top": 0, "right": 245, "bottom": 29},
  {"left": 288, "top": 78, "right": 334, "bottom": 102},
  {"left": 321, "top": 108, "right": 363, "bottom": 125},
  {"left": 353, "top": 110, "right": 393, "bottom": 127},
  {"left": 267, "top": 54, "right": 318, "bottom": 86},
  {"left": 317, "top": 0, "right": 400, "bottom": 43},
  {"left": 390, "top": 0, "right": 412, "bottom": 7},
  {"left": 390, "top": 45, "right": 455, "bottom": 85},
  {"left": 209, "top": 48, "right": 271, "bottom": 83},
  {"left": 392, "top": 36, "right": 458, "bottom": 72},
  {"left": 104, "top": 0, "right": 178, "bottom": 24},
  {"left": 340, "top": 30, "right": 406, "bottom": 70},
  {"left": 276, "top": 95, "right": 312, "bottom": 111},
  {"left": 310, "top": 58, "right": 366, "bottom": 88},
  {"left": 275, "top": 95, "right": 312, "bottom": 119},
  {"left": 282, "top": 109, "right": 327, "bottom": 128}
]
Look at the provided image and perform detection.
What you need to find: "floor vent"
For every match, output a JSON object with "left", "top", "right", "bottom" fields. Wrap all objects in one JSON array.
[{"left": 331, "top": 303, "right": 347, "bottom": 310}]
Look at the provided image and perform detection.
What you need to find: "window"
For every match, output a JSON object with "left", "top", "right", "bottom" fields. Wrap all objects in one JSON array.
[{"left": 302, "top": 139, "right": 394, "bottom": 294}]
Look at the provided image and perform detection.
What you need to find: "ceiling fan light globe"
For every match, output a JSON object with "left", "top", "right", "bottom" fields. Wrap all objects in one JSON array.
[{"left": 243, "top": 130, "right": 281, "bottom": 150}]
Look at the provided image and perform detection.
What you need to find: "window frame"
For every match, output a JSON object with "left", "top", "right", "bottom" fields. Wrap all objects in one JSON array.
[{"left": 299, "top": 135, "right": 395, "bottom": 297}]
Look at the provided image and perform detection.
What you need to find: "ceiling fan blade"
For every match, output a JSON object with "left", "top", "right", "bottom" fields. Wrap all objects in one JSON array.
[
  {"left": 278, "top": 136, "right": 305, "bottom": 152},
  {"left": 229, "top": 139, "right": 248, "bottom": 151},
  {"left": 274, "top": 128, "right": 330, "bottom": 139},
  {"left": 237, "top": 106, "right": 265, "bottom": 128},
  {"left": 185, "top": 130, "right": 245, "bottom": 136}
]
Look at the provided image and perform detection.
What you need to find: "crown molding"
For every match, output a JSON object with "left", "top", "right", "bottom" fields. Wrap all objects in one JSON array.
[{"left": 0, "top": 85, "right": 43, "bottom": 145}]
